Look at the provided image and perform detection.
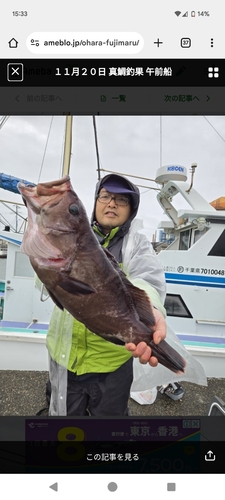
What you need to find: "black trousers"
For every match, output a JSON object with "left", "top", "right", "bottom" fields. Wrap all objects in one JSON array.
[{"left": 66, "top": 358, "right": 133, "bottom": 416}]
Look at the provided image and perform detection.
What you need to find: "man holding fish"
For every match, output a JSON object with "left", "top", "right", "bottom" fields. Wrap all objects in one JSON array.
[{"left": 18, "top": 173, "right": 186, "bottom": 415}]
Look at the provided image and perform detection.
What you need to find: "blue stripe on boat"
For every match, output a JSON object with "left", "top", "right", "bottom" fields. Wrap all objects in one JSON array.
[
  {"left": 165, "top": 273, "right": 225, "bottom": 283},
  {"left": 165, "top": 272, "right": 225, "bottom": 288},
  {"left": 177, "top": 334, "right": 225, "bottom": 349}
]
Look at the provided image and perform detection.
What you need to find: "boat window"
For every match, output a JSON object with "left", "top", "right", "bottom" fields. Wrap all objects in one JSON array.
[
  {"left": 164, "top": 294, "right": 193, "bottom": 318},
  {"left": 179, "top": 229, "right": 191, "bottom": 250},
  {"left": 14, "top": 252, "right": 34, "bottom": 277},
  {"left": 193, "top": 227, "right": 209, "bottom": 244},
  {"left": 208, "top": 229, "right": 225, "bottom": 257}
]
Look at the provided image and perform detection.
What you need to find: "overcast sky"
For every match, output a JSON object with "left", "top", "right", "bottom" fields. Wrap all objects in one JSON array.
[{"left": 0, "top": 115, "right": 224, "bottom": 237}]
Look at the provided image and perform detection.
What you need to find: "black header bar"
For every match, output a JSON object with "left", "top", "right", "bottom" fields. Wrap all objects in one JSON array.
[{"left": 1, "top": 59, "right": 225, "bottom": 86}]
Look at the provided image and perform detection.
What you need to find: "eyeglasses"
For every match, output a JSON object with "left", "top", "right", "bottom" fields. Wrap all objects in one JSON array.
[{"left": 97, "top": 194, "right": 130, "bottom": 206}]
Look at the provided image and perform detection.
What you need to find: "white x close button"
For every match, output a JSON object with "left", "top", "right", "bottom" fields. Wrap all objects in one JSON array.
[{"left": 7, "top": 63, "right": 24, "bottom": 82}]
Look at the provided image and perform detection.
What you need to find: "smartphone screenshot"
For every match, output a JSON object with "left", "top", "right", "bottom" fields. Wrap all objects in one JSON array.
[{"left": 0, "top": 2, "right": 224, "bottom": 497}]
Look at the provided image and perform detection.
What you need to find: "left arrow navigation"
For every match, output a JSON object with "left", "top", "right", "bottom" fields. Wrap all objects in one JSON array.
[{"left": 49, "top": 482, "right": 58, "bottom": 492}]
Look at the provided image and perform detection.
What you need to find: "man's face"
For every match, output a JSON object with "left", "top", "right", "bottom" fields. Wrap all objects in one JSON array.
[{"left": 95, "top": 188, "right": 131, "bottom": 233}]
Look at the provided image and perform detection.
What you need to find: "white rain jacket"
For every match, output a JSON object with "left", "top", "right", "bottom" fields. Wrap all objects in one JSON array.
[{"left": 46, "top": 218, "right": 207, "bottom": 416}]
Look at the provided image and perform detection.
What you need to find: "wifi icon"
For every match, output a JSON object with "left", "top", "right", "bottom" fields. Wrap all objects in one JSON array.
[{"left": 174, "top": 11, "right": 182, "bottom": 16}]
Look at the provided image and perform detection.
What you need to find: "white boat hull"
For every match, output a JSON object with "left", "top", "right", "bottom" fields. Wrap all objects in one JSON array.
[
  {"left": 0, "top": 331, "right": 48, "bottom": 371},
  {"left": 1, "top": 329, "right": 225, "bottom": 378},
  {"left": 185, "top": 345, "right": 225, "bottom": 378}
]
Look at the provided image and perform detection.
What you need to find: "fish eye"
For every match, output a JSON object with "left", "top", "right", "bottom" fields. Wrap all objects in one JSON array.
[{"left": 69, "top": 204, "right": 79, "bottom": 215}]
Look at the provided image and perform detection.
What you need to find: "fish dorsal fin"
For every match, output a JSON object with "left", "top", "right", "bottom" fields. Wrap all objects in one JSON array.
[
  {"left": 103, "top": 247, "right": 155, "bottom": 330},
  {"left": 125, "top": 282, "right": 155, "bottom": 331},
  {"left": 103, "top": 247, "right": 127, "bottom": 278},
  {"left": 103, "top": 247, "right": 122, "bottom": 269}
]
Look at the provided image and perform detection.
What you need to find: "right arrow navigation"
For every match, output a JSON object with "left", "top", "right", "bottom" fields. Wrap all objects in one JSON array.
[{"left": 49, "top": 483, "right": 58, "bottom": 492}]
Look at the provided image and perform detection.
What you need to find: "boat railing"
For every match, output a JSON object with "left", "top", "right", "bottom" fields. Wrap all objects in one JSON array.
[{"left": 0, "top": 199, "right": 27, "bottom": 234}]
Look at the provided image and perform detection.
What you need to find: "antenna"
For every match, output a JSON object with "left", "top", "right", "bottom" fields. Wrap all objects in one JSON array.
[
  {"left": 186, "top": 163, "right": 197, "bottom": 193},
  {"left": 182, "top": 11, "right": 188, "bottom": 17}
]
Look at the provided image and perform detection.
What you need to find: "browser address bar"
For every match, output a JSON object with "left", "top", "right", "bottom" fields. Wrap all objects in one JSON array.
[{"left": 26, "top": 32, "right": 144, "bottom": 54}]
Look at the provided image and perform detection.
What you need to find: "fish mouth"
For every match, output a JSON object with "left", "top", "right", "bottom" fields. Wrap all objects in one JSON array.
[
  {"left": 32, "top": 256, "right": 70, "bottom": 269},
  {"left": 42, "top": 227, "right": 75, "bottom": 235},
  {"left": 18, "top": 176, "right": 72, "bottom": 212}
]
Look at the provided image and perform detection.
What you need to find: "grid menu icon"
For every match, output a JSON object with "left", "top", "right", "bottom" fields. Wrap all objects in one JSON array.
[{"left": 208, "top": 67, "right": 219, "bottom": 78}]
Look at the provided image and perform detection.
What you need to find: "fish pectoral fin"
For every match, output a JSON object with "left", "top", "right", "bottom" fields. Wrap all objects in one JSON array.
[
  {"left": 58, "top": 275, "right": 96, "bottom": 295},
  {"left": 47, "top": 288, "right": 64, "bottom": 310},
  {"left": 125, "top": 283, "right": 156, "bottom": 330}
]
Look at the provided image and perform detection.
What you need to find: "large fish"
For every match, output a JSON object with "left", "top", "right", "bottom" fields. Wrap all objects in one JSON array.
[{"left": 18, "top": 176, "right": 186, "bottom": 374}]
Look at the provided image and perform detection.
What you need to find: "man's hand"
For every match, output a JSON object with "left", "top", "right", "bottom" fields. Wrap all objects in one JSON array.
[{"left": 125, "top": 308, "right": 166, "bottom": 366}]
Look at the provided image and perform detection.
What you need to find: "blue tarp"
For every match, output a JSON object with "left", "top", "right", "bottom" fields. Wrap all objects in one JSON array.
[{"left": 0, "top": 173, "right": 36, "bottom": 194}]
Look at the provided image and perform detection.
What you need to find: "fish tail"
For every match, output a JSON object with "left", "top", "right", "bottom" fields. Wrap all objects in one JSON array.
[{"left": 149, "top": 339, "right": 186, "bottom": 374}]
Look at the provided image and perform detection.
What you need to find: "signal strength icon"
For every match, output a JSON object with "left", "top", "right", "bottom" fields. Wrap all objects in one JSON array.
[
  {"left": 182, "top": 11, "right": 188, "bottom": 17},
  {"left": 174, "top": 11, "right": 181, "bottom": 16}
]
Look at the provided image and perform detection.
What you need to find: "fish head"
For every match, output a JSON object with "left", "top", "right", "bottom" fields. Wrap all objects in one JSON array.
[{"left": 18, "top": 176, "right": 91, "bottom": 268}]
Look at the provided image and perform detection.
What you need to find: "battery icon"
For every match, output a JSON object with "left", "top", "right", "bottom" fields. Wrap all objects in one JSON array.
[{"left": 191, "top": 11, "right": 195, "bottom": 17}]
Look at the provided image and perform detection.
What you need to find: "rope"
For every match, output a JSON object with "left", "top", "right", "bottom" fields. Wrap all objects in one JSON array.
[
  {"left": 203, "top": 116, "right": 225, "bottom": 143},
  {"left": 93, "top": 116, "right": 101, "bottom": 181},
  {"left": 0, "top": 116, "right": 9, "bottom": 129}
]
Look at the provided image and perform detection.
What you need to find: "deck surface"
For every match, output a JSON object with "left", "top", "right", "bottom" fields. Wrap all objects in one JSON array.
[{"left": 0, "top": 370, "right": 224, "bottom": 416}]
